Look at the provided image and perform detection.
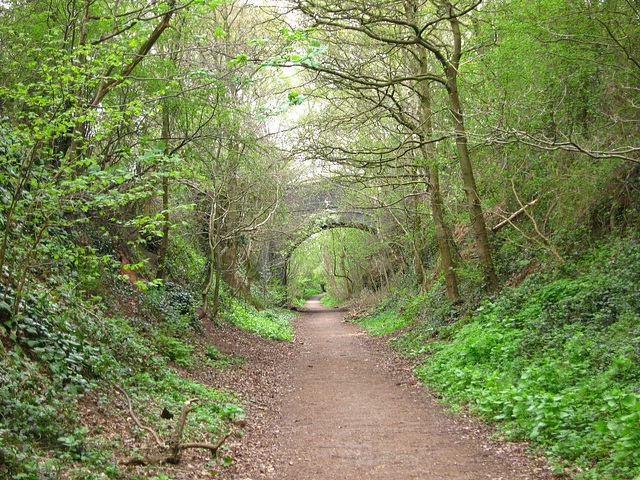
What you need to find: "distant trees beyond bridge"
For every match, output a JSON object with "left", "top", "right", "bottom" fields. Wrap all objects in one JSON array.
[{"left": 258, "top": 181, "right": 379, "bottom": 288}]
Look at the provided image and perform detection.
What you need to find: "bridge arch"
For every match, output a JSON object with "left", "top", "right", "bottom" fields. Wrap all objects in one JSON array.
[{"left": 278, "top": 219, "right": 378, "bottom": 288}]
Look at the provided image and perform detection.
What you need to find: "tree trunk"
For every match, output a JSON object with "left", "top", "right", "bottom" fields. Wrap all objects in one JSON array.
[
  {"left": 323, "top": 243, "right": 338, "bottom": 295},
  {"left": 157, "top": 106, "right": 170, "bottom": 279},
  {"left": 212, "top": 236, "right": 222, "bottom": 318},
  {"left": 407, "top": 188, "right": 428, "bottom": 289},
  {"left": 411, "top": 21, "right": 460, "bottom": 301},
  {"left": 429, "top": 163, "right": 460, "bottom": 301},
  {"left": 340, "top": 252, "right": 351, "bottom": 297},
  {"left": 443, "top": 4, "right": 499, "bottom": 292},
  {"left": 201, "top": 200, "right": 218, "bottom": 318}
]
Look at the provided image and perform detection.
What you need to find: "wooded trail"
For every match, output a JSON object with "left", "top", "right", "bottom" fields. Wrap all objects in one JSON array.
[{"left": 232, "top": 296, "right": 557, "bottom": 480}]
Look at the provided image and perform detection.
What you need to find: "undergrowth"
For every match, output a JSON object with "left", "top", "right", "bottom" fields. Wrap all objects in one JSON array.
[
  {"left": 0, "top": 272, "right": 247, "bottom": 479},
  {"left": 221, "top": 299, "right": 295, "bottom": 341},
  {"left": 383, "top": 236, "right": 640, "bottom": 479},
  {"left": 354, "top": 281, "right": 461, "bottom": 336},
  {"left": 320, "top": 294, "right": 342, "bottom": 307}
]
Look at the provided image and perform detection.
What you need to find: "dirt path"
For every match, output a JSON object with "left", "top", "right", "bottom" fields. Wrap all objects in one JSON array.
[{"left": 226, "top": 296, "right": 559, "bottom": 480}]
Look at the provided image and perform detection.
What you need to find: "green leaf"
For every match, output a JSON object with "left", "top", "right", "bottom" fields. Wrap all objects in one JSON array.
[
  {"left": 621, "top": 394, "right": 639, "bottom": 409},
  {"left": 0, "top": 301, "right": 11, "bottom": 314},
  {"left": 594, "top": 419, "right": 608, "bottom": 434}
]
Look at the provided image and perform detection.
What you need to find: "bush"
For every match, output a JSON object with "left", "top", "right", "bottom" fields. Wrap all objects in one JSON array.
[
  {"left": 156, "top": 334, "right": 194, "bottom": 367},
  {"left": 140, "top": 282, "right": 200, "bottom": 335},
  {"left": 0, "top": 349, "right": 79, "bottom": 477},
  {"left": 320, "top": 294, "right": 342, "bottom": 307},
  {"left": 303, "top": 286, "right": 323, "bottom": 298},
  {"left": 165, "top": 235, "right": 208, "bottom": 290},
  {"left": 357, "top": 281, "right": 461, "bottom": 339}
]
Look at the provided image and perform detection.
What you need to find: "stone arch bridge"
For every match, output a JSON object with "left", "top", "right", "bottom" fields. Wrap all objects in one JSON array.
[{"left": 257, "top": 182, "right": 379, "bottom": 287}]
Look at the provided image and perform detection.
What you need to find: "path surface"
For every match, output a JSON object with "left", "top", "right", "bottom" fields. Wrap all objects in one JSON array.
[{"left": 229, "top": 296, "right": 556, "bottom": 480}]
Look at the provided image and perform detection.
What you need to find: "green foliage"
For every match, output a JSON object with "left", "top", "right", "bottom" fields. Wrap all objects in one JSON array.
[
  {"left": 0, "top": 254, "right": 249, "bottom": 478},
  {"left": 0, "top": 284, "right": 101, "bottom": 392},
  {"left": 354, "top": 294, "right": 410, "bottom": 335},
  {"left": 357, "top": 280, "right": 462, "bottom": 339},
  {"left": 221, "top": 300, "right": 294, "bottom": 341},
  {"left": 303, "top": 286, "right": 324, "bottom": 298},
  {"left": 140, "top": 282, "right": 201, "bottom": 335},
  {"left": 165, "top": 235, "right": 207, "bottom": 290},
  {"left": 204, "top": 346, "right": 242, "bottom": 368},
  {"left": 405, "top": 237, "right": 640, "bottom": 479},
  {"left": 288, "top": 227, "right": 385, "bottom": 302},
  {"left": 2, "top": 0, "right": 640, "bottom": 477},
  {"left": 0, "top": 114, "right": 185, "bottom": 316},
  {"left": 251, "top": 273, "right": 288, "bottom": 310},
  {"left": 0, "top": 0, "right": 295, "bottom": 476},
  {"left": 319, "top": 294, "right": 342, "bottom": 307},
  {"left": 126, "top": 368, "right": 242, "bottom": 432},
  {"left": 0, "top": 305, "right": 243, "bottom": 478},
  {"left": 155, "top": 334, "right": 194, "bottom": 367},
  {"left": 292, "top": 298, "right": 306, "bottom": 308},
  {"left": 0, "top": 349, "right": 79, "bottom": 477}
]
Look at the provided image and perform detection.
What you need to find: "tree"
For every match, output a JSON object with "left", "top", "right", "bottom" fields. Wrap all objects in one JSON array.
[
  {"left": 278, "top": 0, "right": 497, "bottom": 294},
  {"left": 0, "top": 0, "right": 194, "bottom": 310},
  {"left": 160, "top": 0, "right": 296, "bottom": 316},
  {"left": 465, "top": 0, "right": 640, "bottom": 251},
  {"left": 479, "top": 0, "right": 640, "bottom": 164}
]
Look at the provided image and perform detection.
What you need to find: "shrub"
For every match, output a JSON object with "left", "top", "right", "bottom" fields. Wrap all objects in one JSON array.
[
  {"left": 140, "top": 282, "right": 200, "bottom": 335},
  {"left": 156, "top": 334, "right": 194, "bottom": 367}
]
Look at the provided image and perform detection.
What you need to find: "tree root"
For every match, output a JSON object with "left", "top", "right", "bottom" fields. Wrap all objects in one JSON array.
[{"left": 115, "top": 384, "right": 237, "bottom": 466}]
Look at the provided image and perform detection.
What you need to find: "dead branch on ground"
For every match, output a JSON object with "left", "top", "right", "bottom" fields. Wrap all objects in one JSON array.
[{"left": 114, "top": 385, "right": 237, "bottom": 466}]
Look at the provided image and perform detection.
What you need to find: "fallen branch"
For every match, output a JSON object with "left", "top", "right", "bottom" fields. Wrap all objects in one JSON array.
[
  {"left": 182, "top": 429, "right": 235, "bottom": 453},
  {"left": 114, "top": 386, "right": 237, "bottom": 465},
  {"left": 491, "top": 198, "right": 539, "bottom": 233},
  {"left": 114, "top": 384, "right": 167, "bottom": 449},
  {"left": 494, "top": 180, "right": 565, "bottom": 264}
]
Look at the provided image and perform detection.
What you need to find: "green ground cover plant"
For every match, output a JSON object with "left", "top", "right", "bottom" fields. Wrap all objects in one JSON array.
[
  {"left": 0, "top": 276, "right": 246, "bottom": 479},
  {"left": 391, "top": 237, "right": 640, "bottom": 479},
  {"left": 355, "top": 282, "right": 459, "bottom": 337},
  {"left": 221, "top": 300, "right": 295, "bottom": 341},
  {"left": 354, "top": 294, "right": 414, "bottom": 335},
  {"left": 320, "top": 294, "right": 342, "bottom": 307},
  {"left": 204, "top": 345, "right": 243, "bottom": 368}
]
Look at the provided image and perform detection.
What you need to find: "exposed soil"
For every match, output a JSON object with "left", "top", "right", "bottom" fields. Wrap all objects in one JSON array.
[{"left": 88, "top": 296, "right": 563, "bottom": 479}]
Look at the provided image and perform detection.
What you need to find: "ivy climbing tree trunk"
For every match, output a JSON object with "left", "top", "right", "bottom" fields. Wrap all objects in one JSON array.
[{"left": 157, "top": 106, "right": 170, "bottom": 279}]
